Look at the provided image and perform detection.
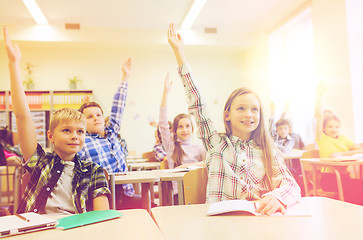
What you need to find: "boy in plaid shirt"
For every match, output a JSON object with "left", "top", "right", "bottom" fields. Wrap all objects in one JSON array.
[{"left": 4, "top": 27, "right": 110, "bottom": 214}]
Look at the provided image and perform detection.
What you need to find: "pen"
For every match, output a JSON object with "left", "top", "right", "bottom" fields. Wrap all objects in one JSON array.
[{"left": 15, "top": 213, "right": 30, "bottom": 222}]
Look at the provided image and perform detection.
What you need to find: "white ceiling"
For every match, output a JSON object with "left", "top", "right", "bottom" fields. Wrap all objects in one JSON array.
[{"left": 0, "top": 0, "right": 308, "bottom": 47}]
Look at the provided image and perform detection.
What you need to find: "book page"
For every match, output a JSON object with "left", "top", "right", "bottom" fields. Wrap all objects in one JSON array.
[{"left": 206, "top": 200, "right": 311, "bottom": 217}]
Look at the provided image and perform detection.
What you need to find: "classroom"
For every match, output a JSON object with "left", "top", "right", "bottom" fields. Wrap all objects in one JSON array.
[{"left": 1, "top": 0, "right": 363, "bottom": 239}]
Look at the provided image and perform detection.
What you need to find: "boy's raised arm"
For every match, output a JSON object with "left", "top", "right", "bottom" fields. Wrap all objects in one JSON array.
[{"left": 3, "top": 27, "right": 37, "bottom": 160}]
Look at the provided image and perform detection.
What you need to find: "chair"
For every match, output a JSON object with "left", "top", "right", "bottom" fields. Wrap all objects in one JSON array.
[
  {"left": 183, "top": 167, "right": 208, "bottom": 205},
  {"left": 142, "top": 151, "right": 168, "bottom": 169},
  {"left": 300, "top": 149, "right": 341, "bottom": 199}
]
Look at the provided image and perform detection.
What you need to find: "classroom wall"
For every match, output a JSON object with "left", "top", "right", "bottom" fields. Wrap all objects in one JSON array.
[{"left": 0, "top": 40, "right": 244, "bottom": 154}]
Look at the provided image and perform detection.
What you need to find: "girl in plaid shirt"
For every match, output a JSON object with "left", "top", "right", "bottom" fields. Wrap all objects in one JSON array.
[{"left": 167, "top": 23, "right": 301, "bottom": 215}]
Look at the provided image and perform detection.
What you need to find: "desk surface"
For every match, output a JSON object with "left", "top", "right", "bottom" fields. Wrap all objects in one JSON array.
[
  {"left": 11, "top": 209, "right": 164, "bottom": 240},
  {"left": 300, "top": 157, "right": 363, "bottom": 166},
  {"left": 113, "top": 171, "right": 160, "bottom": 184},
  {"left": 151, "top": 197, "right": 363, "bottom": 240}
]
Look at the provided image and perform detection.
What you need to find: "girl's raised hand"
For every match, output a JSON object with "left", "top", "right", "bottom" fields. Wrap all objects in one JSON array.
[
  {"left": 3, "top": 26, "right": 22, "bottom": 63},
  {"left": 163, "top": 73, "right": 173, "bottom": 92},
  {"left": 167, "top": 23, "right": 184, "bottom": 54},
  {"left": 122, "top": 58, "right": 132, "bottom": 81},
  {"left": 256, "top": 195, "right": 286, "bottom": 216}
]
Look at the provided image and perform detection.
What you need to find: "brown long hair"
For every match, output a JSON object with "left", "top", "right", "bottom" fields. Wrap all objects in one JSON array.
[
  {"left": 223, "top": 88, "right": 274, "bottom": 189},
  {"left": 171, "top": 114, "right": 193, "bottom": 167}
]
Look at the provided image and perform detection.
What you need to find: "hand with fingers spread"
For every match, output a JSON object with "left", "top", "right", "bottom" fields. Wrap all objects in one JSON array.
[
  {"left": 167, "top": 23, "right": 186, "bottom": 66},
  {"left": 3, "top": 26, "right": 22, "bottom": 64},
  {"left": 122, "top": 58, "right": 132, "bottom": 81},
  {"left": 256, "top": 195, "right": 286, "bottom": 216},
  {"left": 161, "top": 73, "right": 172, "bottom": 107}
]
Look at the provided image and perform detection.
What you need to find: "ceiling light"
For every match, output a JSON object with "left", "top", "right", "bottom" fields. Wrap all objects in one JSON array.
[
  {"left": 181, "top": 0, "right": 207, "bottom": 29},
  {"left": 22, "top": 0, "right": 48, "bottom": 24}
]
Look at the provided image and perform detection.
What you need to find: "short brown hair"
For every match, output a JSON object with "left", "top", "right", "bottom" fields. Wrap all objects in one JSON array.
[
  {"left": 50, "top": 108, "right": 86, "bottom": 133},
  {"left": 78, "top": 102, "right": 103, "bottom": 114}
]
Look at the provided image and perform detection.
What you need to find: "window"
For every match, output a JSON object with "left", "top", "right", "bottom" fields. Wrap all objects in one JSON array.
[{"left": 268, "top": 7, "right": 316, "bottom": 144}]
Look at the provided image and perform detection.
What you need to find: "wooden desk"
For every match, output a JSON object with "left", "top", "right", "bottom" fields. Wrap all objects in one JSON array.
[
  {"left": 11, "top": 209, "right": 164, "bottom": 240},
  {"left": 300, "top": 158, "right": 363, "bottom": 200},
  {"left": 128, "top": 162, "right": 161, "bottom": 171},
  {"left": 111, "top": 171, "right": 160, "bottom": 212},
  {"left": 151, "top": 197, "right": 363, "bottom": 240}
]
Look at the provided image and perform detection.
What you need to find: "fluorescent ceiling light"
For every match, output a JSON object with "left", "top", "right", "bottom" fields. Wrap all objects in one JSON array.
[
  {"left": 22, "top": 0, "right": 48, "bottom": 24},
  {"left": 181, "top": 0, "right": 207, "bottom": 29}
]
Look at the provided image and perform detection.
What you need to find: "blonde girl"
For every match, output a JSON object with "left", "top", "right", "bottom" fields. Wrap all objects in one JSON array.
[
  {"left": 315, "top": 82, "right": 363, "bottom": 205},
  {"left": 167, "top": 23, "right": 300, "bottom": 215}
]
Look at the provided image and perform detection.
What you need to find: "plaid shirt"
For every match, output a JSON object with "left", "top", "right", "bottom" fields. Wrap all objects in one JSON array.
[
  {"left": 78, "top": 81, "right": 134, "bottom": 197},
  {"left": 269, "top": 118, "right": 295, "bottom": 153},
  {"left": 153, "top": 143, "right": 167, "bottom": 162},
  {"left": 178, "top": 63, "right": 301, "bottom": 206},
  {"left": 17, "top": 144, "right": 110, "bottom": 214}
]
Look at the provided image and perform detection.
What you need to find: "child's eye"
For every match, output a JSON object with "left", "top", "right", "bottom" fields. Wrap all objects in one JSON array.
[
  {"left": 252, "top": 107, "right": 259, "bottom": 112},
  {"left": 63, "top": 129, "right": 70, "bottom": 133},
  {"left": 237, "top": 107, "right": 244, "bottom": 111},
  {"left": 78, "top": 130, "right": 85, "bottom": 134}
]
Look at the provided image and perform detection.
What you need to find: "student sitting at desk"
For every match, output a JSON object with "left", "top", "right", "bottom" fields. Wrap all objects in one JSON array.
[
  {"left": 78, "top": 59, "right": 147, "bottom": 210},
  {"left": 4, "top": 27, "right": 110, "bottom": 214},
  {"left": 315, "top": 81, "right": 363, "bottom": 205},
  {"left": 167, "top": 23, "right": 300, "bottom": 215}
]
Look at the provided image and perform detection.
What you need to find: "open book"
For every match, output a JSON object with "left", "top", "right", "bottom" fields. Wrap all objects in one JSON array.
[
  {"left": 206, "top": 199, "right": 310, "bottom": 216},
  {"left": 0, "top": 212, "right": 57, "bottom": 238}
]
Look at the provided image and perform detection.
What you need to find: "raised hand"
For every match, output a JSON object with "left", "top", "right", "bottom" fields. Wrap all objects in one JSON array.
[
  {"left": 167, "top": 23, "right": 186, "bottom": 66},
  {"left": 122, "top": 58, "right": 132, "bottom": 81},
  {"left": 163, "top": 73, "right": 173, "bottom": 93},
  {"left": 3, "top": 26, "right": 22, "bottom": 63},
  {"left": 167, "top": 23, "right": 184, "bottom": 53}
]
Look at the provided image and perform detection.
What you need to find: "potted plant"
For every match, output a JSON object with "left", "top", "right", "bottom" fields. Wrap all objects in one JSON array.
[
  {"left": 23, "top": 62, "right": 35, "bottom": 90},
  {"left": 68, "top": 75, "right": 81, "bottom": 90}
]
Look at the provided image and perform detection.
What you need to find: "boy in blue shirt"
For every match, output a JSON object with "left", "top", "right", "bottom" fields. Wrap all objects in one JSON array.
[{"left": 78, "top": 59, "right": 146, "bottom": 209}]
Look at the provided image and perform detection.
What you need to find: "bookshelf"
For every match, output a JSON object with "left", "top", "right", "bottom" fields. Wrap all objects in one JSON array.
[{"left": 0, "top": 90, "right": 93, "bottom": 148}]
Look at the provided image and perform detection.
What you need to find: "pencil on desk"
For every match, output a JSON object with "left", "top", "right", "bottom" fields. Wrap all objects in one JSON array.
[{"left": 15, "top": 213, "right": 30, "bottom": 222}]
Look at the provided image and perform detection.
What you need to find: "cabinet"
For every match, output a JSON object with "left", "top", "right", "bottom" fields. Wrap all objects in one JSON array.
[{"left": 0, "top": 90, "right": 92, "bottom": 148}]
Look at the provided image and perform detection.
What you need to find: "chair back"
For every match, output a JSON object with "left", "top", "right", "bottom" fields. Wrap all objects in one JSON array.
[{"left": 183, "top": 167, "right": 208, "bottom": 205}]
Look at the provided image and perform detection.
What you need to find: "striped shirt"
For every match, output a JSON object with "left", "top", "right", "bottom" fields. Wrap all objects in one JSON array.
[
  {"left": 78, "top": 81, "right": 134, "bottom": 197},
  {"left": 178, "top": 63, "right": 301, "bottom": 206},
  {"left": 17, "top": 144, "right": 110, "bottom": 214}
]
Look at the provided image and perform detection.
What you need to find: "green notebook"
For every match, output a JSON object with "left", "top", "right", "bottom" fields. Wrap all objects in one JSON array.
[{"left": 56, "top": 210, "right": 123, "bottom": 230}]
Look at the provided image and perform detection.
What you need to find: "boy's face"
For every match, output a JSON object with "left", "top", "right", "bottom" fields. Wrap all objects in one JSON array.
[
  {"left": 83, "top": 106, "right": 105, "bottom": 135},
  {"left": 276, "top": 124, "right": 289, "bottom": 139},
  {"left": 48, "top": 121, "right": 86, "bottom": 161}
]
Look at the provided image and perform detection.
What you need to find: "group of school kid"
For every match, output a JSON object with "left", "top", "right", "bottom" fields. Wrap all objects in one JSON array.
[{"left": 2, "top": 22, "right": 363, "bottom": 217}]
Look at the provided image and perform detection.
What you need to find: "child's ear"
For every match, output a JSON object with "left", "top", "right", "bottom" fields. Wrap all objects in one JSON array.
[
  {"left": 224, "top": 111, "right": 230, "bottom": 122},
  {"left": 47, "top": 130, "right": 54, "bottom": 143}
]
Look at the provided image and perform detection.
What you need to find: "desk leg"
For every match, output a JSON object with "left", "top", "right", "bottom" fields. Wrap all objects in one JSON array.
[
  {"left": 334, "top": 169, "right": 344, "bottom": 201},
  {"left": 177, "top": 179, "right": 184, "bottom": 205},
  {"left": 158, "top": 182, "right": 163, "bottom": 206},
  {"left": 160, "top": 181, "right": 173, "bottom": 206},
  {"left": 312, "top": 166, "right": 318, "bottom": 196},
  {"left": 13, "top": 166, "right": 20, "bottom": 213},
  {"left": 109, "top": 174, "right": 116, "bottom": 210},
  {"left": 141, "top": 182, "right": 151, "bottom": 213}
]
